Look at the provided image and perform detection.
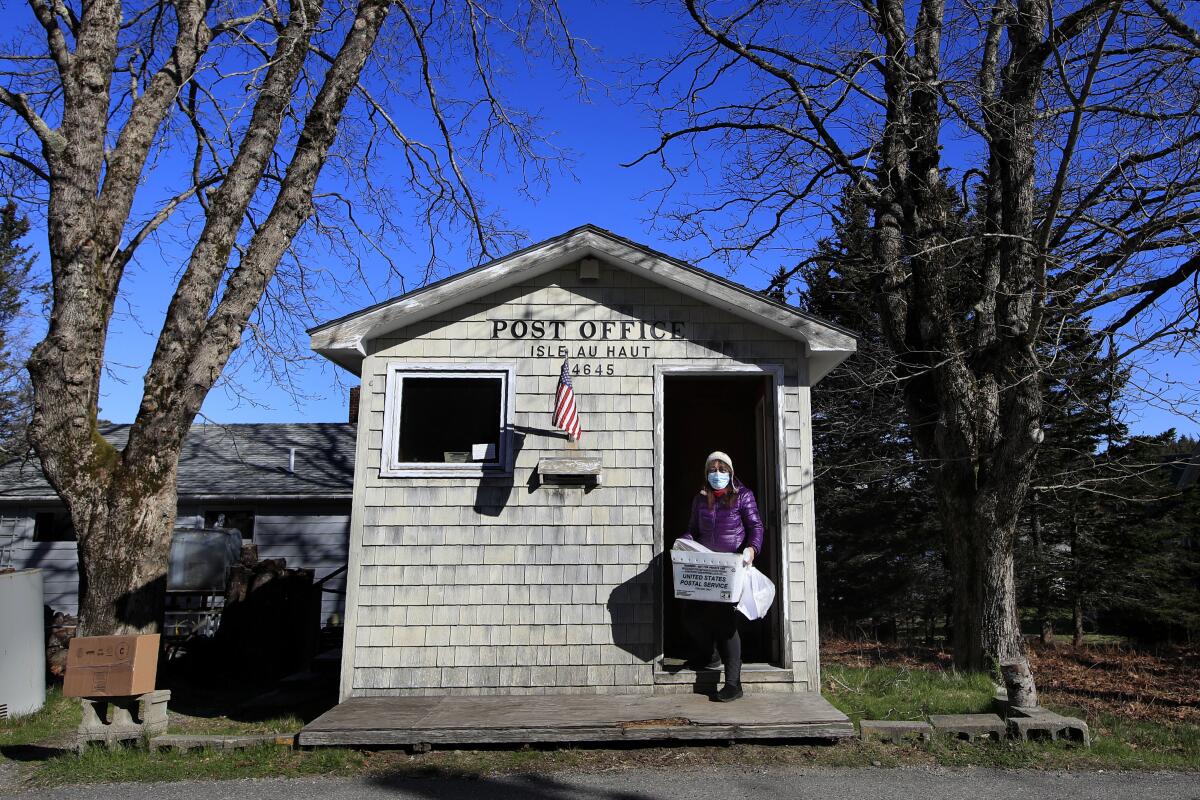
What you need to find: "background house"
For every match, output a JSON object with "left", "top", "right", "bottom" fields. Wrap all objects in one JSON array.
[{"left": 0, "top": 423, "right": 355, "bottom": 623}]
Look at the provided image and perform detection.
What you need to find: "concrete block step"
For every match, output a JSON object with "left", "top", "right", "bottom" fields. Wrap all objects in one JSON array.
[
  {"left": 929, "top": 713, "right": 1007, "bottom": 742},
  {"left": 859, "top": 720, "right": 933, "bottom": 743},
  {"left": 1007, "top": 709, "right": 1091, "bottom": 747}
]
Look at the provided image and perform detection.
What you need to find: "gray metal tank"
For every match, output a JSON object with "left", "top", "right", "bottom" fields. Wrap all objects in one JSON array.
[
  {"left": 167, "top": 528, "right": 242, "bottom": 591},
  {"left": 0, "top": 569, "right": 46, "bottom": 718}
]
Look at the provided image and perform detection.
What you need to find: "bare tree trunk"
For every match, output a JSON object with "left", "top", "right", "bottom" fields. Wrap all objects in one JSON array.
[
  {"left": 1001, "top": 659, "right": 1039, "bottom": 709},
  {"left": 1070, "top": 513, "right": 1085, "bottom": 647},
  {"left": 946, "top": 503, "right": 1027, "bottom": 672},
  {"left": 1030, "top": 502, "right": 1053, "bottom": 644},
  {"left": 19, "top": 0, "right": 390, "bottom": 635},
  {"left": 1073, "top": 599, "right": 1085, "bottom": 647},
  {"left": 75, "top": 471, "right": 179, "bottom": 634}
]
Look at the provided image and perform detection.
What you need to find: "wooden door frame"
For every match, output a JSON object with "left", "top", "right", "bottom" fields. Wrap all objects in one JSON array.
[{"left": 652, "top": 363, "right": 791, "bottom": 669}]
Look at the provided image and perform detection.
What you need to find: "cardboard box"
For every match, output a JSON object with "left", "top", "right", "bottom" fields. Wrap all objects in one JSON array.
[
  {"left": 63, "top": 634, "right": 160, "bottom": 698},
  {"left": 671, "top": 549, "right": 746, "bottom": 603}
]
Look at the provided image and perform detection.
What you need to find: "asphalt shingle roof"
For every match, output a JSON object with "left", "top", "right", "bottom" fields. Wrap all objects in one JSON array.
[{"left": 0, "top": 423, "right": 356, "bottom": 501}]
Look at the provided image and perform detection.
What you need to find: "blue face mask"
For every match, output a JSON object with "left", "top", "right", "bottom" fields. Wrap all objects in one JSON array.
[{"left": 708, "top": 471, "right": 731, "bottom": 490}]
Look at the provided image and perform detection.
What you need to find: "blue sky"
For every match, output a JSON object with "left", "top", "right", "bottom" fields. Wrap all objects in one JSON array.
[{"left": 17, "top": 0, "right": 1198, "bottom": 440}]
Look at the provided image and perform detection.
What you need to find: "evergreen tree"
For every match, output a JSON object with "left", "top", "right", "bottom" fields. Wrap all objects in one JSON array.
[
  {"left": 792, "top": 189, "right": 947, "bottom": 641},
  {"left": 1016, "top": 326, "right": 1200, "bottom": 646},
  {"left": 790, "top": 183, "right": 1197, "bottom": 649},
  {"left": 1017, "top": 321, "right": 1129, "bottom": 642},
  {"left": 0, "top": 203, "right": 36, "bottom": 457},
  {"left": 1085, "top": 432, "right": 1200, "bottom": 643}
]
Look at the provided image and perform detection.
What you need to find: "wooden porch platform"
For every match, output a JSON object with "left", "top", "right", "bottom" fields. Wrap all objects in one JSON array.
[{"left": 298, "top": 692, "right": 854, "bottom": 747}]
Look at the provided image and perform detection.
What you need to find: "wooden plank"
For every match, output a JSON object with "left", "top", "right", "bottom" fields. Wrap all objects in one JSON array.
[
  {"left": 305, "top": 695, "right": 442, "bottom": 730},
  {"left": 299, "top": 722, "right": 855, "bottom": 747},
  {"left": 538, "top": 457, "right": 602, "bottom": 477},
  {"left": 298, "top": 692, "right": 853, "bottom": 747}
]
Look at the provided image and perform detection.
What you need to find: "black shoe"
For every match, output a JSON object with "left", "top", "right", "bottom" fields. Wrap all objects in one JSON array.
[{"left": 714, "top": 684, "right": 743, "bottom": 702}]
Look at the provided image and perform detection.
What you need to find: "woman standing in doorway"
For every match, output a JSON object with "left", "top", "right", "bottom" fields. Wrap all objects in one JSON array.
[{"left": 678, "top": 451, "right": 764, "bottom": 702}]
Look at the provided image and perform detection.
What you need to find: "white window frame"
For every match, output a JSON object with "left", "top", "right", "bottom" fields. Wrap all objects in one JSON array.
[{"left": 380, "top": 362, "right": 517, "bottom": 478}]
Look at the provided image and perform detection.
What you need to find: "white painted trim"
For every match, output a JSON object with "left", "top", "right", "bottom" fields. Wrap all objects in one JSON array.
[
  {"left": 768, "top": 364, "right": 793, "bottom": 670},
  {"left": 795, "top": 359, "right": 824, "bottom": 689},
  {"left": 378, "top": 362, "right": 517, "bottom": 479},
  {"left": 652, "top": 362, "right": 792, "bottom": 674},
  {"left": 339, "top": 365, "right": 375, "bottom": 701}
]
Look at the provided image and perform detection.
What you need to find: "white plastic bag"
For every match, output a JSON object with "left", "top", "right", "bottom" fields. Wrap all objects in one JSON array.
[{"left": 736, "top": 565, "right": 776, "bottom": 620}]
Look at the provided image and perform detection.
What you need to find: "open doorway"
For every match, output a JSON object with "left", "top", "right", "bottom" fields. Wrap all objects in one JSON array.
[{"left": 661, "top": 373, "right": 783, "bottom": 667}]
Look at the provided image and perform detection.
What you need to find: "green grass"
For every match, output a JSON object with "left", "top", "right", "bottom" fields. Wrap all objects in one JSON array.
[
  {"left": 823, "top": 663, "right": 998, "bottom": 723},
  {"left": 1, "top": 686, "right": 316, "bottom": 787},
  {"left": 5, "top": 666, "right": 1198, "bottom": 785},
  {"left": 821, "top": 665, "right": 1200, "bottom": 771},
  {"left": 165, "top": 712, "right": 305, "bottom": 737},
  {"left": 0, "top": 688, "right": 80, "bottom": 750},
  {"left": 1079, "top": 634, "right": 1130, "bottom": 646},
  {"left": 29, "top": 745, "right": 367, "bottom": 787}
]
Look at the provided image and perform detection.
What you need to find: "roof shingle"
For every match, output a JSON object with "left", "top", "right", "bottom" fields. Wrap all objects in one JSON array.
[{"left": 0, "top": 423, "right": 356, "bottom": 501}]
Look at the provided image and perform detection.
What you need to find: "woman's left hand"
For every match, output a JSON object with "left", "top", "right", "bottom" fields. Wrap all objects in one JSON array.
[{"left": 742, "top": 546, "right": 755, "bottom": 566}]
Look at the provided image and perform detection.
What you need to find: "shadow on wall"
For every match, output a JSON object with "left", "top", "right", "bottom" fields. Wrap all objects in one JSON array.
[
  {"left": 606, "top": 554, "right": 660, "bottom": 663},
  {"left": 114, "top": 574, "right": 167, "bottom": 631},
  {"left": 473, "top": 429, "right": 527, "bottom": 517},
  {"left": 474, "top": 424, "right": 583, "bottom": 517}
]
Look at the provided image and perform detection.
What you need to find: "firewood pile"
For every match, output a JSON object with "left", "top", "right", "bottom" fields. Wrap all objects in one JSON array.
[
  {"left": 46, "top": 610, "right": 78, "bottom": 678},
  {"left": 215, "top": 544, "right": 320, "bottom": 679}
]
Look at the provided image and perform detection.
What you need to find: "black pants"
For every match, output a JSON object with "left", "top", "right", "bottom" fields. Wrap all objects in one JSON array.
[{"left": 682, "top": 600, "right": 742, "bottom": 687}]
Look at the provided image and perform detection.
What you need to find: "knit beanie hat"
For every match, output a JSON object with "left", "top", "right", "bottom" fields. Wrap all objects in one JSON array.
[{"left": 705, "top": 451, "right": 734, "bottom": 477}]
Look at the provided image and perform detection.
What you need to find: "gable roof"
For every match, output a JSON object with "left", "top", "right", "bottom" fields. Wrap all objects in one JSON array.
[
  {"left": 0, "top": 423, "right": 356, "bottom": 503},
  {"left": 309, "top": 224, "right": 857, "bottom": 382}
]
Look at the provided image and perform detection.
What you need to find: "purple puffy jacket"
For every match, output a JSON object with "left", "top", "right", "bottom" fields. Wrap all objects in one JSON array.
[{"left": 680, "top": 480, "right": 764, "bottom": 555}]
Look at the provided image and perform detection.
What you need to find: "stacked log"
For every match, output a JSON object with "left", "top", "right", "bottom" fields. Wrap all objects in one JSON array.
[
  {"left": 46, "top": 610, "right": 78, "bottom": 679},
  {"left": 216, "top": 547, "right": 319, "bottom": 680}
]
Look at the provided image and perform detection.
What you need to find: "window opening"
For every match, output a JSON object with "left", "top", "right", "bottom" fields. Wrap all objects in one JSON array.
[
  {"left": 380, "top": 363, "right": 515, "bottom": 477},
  {"left": 33, "top": 511, "right": 76, "bottom": 542},
  {"left": 204, "top": 510, "right": 255, "bottom": 540},
  {"left": 398, "top": 377, "right": 502, "bottom": 464}
]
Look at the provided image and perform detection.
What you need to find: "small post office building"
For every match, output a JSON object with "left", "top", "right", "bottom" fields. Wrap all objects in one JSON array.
[{"left": 309, "top": 225, "right": 856, "bottom": 701}]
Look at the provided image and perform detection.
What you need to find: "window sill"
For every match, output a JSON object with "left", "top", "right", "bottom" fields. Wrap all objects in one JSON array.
[{"left": 379, "top": 465, "right": 511, "bottom": 479}]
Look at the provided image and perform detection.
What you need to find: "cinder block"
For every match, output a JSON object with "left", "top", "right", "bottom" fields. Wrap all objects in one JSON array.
[
  {"left": 860, "top": 720, "right": 933, "bottom": 743},
  {"left": 151, "top": 733, "right": 292, "bottom": 752},
  {"left": 1007, "top": 708, "right": 1091, "bottom": 747},
  {"left": 929, "top": 714, "right": 1008, "bottom": 742},
  {"left": 76, "top": 690, "right": 170, "bottom": 752}
]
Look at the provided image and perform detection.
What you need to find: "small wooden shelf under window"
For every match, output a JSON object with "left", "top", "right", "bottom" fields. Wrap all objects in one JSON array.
[{"left": 538, "top": 456, "right": 602, "bottom": 486}]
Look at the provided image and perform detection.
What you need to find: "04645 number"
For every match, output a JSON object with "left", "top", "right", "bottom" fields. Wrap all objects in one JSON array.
[{"left": 573, "top": 362, "right": 614, "bottom": 376}]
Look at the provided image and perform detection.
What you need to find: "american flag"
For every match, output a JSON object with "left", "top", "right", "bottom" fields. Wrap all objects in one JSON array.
[{"left": 553, "top": 358, "right": 582, "bottom": 441}]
